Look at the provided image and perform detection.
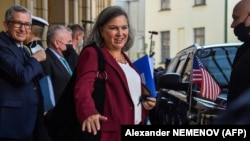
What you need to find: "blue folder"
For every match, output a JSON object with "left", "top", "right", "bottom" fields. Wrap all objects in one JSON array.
[
  {"left": 133, "top": 55, "right": 156, "bottom": 97},
  {"left": 39, "top": 75, "right": 55, "bottom": 111}
]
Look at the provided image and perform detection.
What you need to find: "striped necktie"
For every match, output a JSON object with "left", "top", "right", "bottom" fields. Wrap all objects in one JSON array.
[{"left": 60, "top": 57, "right": 72, "bottom": 76}]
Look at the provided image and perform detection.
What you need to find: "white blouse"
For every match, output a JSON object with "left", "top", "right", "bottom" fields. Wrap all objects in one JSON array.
[{"left": 118, "top": 62, "right": 142, "bottom": 124}]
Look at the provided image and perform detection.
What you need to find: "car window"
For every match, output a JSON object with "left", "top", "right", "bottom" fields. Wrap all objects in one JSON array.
[
  {"left": 182, "top": 53, "right": 193, "bottom": 82},
  {"left": 167, "top": 51, "right": 194, "bottom": 82},
  {"left": 197, "top": 45, "right": 239, "bottom": 87},
  {"left": 168, "top": 52, "right": 190, "bottom": 74},
  {"left": 176, "top": 55, "right": 187, "bottom": 74},
  {"left": 167, "top": 56, "right": 178, "bottom": 73}
]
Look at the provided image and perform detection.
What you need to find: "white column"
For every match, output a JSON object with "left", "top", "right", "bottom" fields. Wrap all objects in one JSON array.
[
  {"left": 73, "top": 0, "right": 78, "bottom": 23},
  {"left": 27, "top": 0, "right": 34, "bottom": 14},
  {"left": 65, "top": 0, "right": 69, "bottom": 25}
]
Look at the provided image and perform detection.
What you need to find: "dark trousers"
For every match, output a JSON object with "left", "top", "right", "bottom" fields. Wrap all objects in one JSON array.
[{"left": 33, "top": 93, "right": 52, "bottom": 141}]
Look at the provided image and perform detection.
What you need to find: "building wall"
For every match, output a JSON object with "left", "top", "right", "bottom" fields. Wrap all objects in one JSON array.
[
  {"left": 115, "top": 0, "right": 145, "bottom": 61},
  {"left": 0, "top": 0, "right": 242, "bottom": 69},
  {"left": 0, "top": 0, "right": 113, "bottom": 45},
  {"left": 0, "top": 0, "right": 16, "bottom": 30},
  {"left": 144, "top": 0, "right": 241, "bottom": 68}
]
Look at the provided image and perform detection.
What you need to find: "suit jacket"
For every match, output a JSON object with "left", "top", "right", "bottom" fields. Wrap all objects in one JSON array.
[
  {"left": 0, "top": 31, "right": 43, "bottom": 139},
  {"left": 74, "top": 46, "right": 149, "bottom": 141},
  {"left": 228, "top": 43, "right": 250, "bottom": 105},
  {"left": 41, "top": 49, "right": 71, "bottom": 102}
]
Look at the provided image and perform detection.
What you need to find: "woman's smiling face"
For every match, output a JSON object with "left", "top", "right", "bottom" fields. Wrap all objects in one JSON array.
[{"left": 99, "top": 15, "right": 128, "bottom": 50}]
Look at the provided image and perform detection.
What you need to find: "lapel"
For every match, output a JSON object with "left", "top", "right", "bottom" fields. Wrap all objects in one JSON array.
[
  {"left": 100, "top": 47, "right": 134, "bottom": 95},
  {"left": 46, "top": 49, "right": 71, "bottom": 76},
  {"left": 0, "top": 32, "right": 26, "bottom": 63}
]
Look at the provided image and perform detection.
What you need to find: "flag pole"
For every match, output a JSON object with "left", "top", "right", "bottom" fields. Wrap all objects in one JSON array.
[
  {"left": 188, "top": 54, "right": 194, "bottom": 119},
  {"left": 187, "top": 45, "right": 198, "bottom": 121}
]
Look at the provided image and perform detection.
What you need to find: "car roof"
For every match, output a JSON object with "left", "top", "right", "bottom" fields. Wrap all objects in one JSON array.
[
  {"left": 176, "top": 42, "right": 243, "bottom": 55},
  {"left": 199, "top": 42, "right": 243, "bottom": 49}
]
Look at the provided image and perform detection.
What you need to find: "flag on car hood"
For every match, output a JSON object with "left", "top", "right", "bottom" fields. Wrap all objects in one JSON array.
[{"left": 192, "top": 55, "right": 221, "bottom": 101}]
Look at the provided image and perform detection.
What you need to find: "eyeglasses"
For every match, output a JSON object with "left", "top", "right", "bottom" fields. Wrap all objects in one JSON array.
[{"left": 8, "top": 21, "right": 31, "bottom": 29}]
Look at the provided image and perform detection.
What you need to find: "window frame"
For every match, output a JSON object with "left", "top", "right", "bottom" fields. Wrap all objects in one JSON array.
[
  {"left": 161, "top": 31, "right": 171, "bottom": 63},
  {"left": 194, "top": 27, "right": 205, "bottom": 46},
  {"left": 161, "top": 0, "right": 170, "bottom": 10},
  {"left": 194, "top": 0, "right": 206, "bottom": 6}
]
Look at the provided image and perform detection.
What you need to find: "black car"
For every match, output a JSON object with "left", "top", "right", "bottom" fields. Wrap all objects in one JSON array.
[{"left": 151, "top": 42, "right": 242, "bottom": 125}]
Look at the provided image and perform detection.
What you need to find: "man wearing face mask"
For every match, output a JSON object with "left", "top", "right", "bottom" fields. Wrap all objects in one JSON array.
[
  {"left": 63, "top": 24, "right": 85, "bottom": 71},
  {"left": 228, "top": 0, "right": 250, "bottom": 107},
  {"left": 67, "top": 24, "right": 85, "bottom": 53},
  {"left": 40, "top": 25, "right": 73, "bottom": 103}
]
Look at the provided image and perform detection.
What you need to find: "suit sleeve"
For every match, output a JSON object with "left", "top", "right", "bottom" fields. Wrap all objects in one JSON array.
[
  {"left": 0, "top": 44, "right": 43, "bottom": 86},
  {"left": 74, "top": 47, "right": 100, "bottom": 122}
]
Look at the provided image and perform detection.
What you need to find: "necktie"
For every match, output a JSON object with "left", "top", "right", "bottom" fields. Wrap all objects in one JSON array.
[
  {"left": 19, "top": 46, "right": 29, "bottom": 59},
  {"left": 60, "top": 57, "right": 72, "bottom": 76}
]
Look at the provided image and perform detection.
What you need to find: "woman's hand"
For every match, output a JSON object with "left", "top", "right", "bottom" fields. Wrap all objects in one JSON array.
[
  {"left": 82, "top": 114, "right": 108, "bottom": 135},
  {"left": 142, "top": 97, "right": 156, "bottom": 110}
]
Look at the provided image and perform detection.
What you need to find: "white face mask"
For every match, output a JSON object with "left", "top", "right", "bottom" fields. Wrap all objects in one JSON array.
[
  {"left": 31, "top": 44, "right": 44, "bottom": 54},
  {"left": 28, "top": 40, "right": 44, "bottom": 54},
  {"left": 77, "top": 40, "right": 84, "bottom": 48}
]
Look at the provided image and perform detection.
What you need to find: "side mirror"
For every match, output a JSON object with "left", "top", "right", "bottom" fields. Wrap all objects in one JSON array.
[{"left": 159, "top": 73, "right": 189, "bottom": 91}]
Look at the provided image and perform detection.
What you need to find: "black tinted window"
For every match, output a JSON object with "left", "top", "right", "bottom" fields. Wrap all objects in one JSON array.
[{"left": 197, "top": 45, "right": 239, "bottom": 87}]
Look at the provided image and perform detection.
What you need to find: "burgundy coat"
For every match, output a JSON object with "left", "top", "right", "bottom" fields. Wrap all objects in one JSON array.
[{"left": 74, "top": 46, "right": 149, "bottom": 141}]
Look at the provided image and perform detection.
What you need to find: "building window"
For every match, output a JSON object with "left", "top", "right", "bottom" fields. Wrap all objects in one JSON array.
[
  {"left": 194, "top": 27, "right": 205, "bottom": 46},
  {"left": 161, "top": 0, "right": 170, "bottom": 10},
  {"left": 194, "top": 0, "right": 206, "bottom": 6},
  {"left": 161, "top": 31, "right": 170, "bottom": 63}
]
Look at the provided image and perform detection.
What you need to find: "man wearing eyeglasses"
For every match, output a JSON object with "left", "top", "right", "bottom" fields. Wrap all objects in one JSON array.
[{"left": 0, "top": 5, "right": 51, "bottom": 141}]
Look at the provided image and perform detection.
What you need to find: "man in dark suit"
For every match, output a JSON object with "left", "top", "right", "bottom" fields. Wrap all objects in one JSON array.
[
  {"left": 64, "top": 24, "right": 85, "bottom": 71},
  {"left": 228, "top": 0, "right": 250, "bottom": 106},
  {"left": 0, "top": 5, "right": 51, "bottom": 141},
  {"left": 41, "top": 25, "right": 73, "bottom": 102}
]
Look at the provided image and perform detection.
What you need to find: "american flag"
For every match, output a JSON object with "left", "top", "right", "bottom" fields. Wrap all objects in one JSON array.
[{"left": 192, "top": 55, "right": 221, "bottom": 101}]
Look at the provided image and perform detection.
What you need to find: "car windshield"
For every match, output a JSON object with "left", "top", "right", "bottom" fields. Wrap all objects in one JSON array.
[{"left": 196, "top": 45, "right": 239, "bottom": 88}]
